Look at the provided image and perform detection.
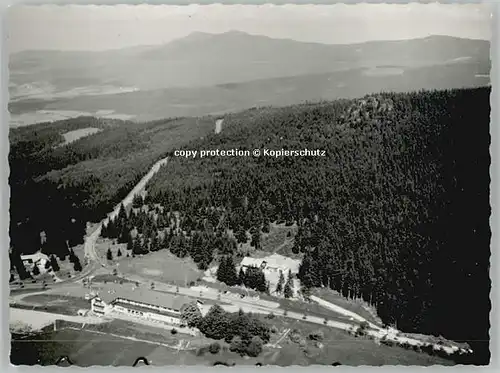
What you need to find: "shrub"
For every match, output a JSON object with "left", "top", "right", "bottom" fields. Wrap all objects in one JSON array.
[
  {"left": 308, "top": 330, "right": 324, "bottom": 341},
  {"left": 289, "top": 331, "right": 301, "bottom": 344},
  {"left": 266, "top": 312, "right": 275, "bottom": 319},
  {"left": 270, "top": 325, "right": 279, "bottom": 334},
  {"left": 209, "top": 342, "right": 221, "bottom": 354},
  {"left": 323, "top": 318, "right": 328, "bottom": 325},
  {"left": 230, "top": 336, "right": 245, "bottom": 355},
  {"left": 302, "top": 314, "right": 307, "bottom": 320},
  {"left": 171, "top": 328, "right": 177, "bottom": 335},
  {"left": 298, "top": 338, "right": 307, "bottom": 348},
  {"left": 355, "top": 326, "right": 366, "bottom": 337},
  {"left": 359, "top": 321, "right": 370, "bottom": 330},
  {"left": 247, "top": 336, "right": 263, "bottom": 357},
  {"left": 196, "top": 346, "right": 209, "bottom": 356}
]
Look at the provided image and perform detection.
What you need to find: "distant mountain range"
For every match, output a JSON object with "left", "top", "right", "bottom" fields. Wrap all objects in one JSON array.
[{"left": 9, "top": 31, "right": 490, "bottom": 125}]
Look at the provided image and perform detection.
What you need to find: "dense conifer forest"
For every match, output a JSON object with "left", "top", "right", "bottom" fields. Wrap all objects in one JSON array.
[{"left": 142, "top": 87, "right": 491, "bottom": 363}]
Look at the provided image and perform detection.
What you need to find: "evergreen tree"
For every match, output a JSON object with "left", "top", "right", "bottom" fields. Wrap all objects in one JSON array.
[
  {"left": 117, "top": 248, "right": 122, "bottom": 257},
  {"left": 50, "top": 255, "right": 60, "bottom": 272},
  {"left": 198, "top": 304, "right": 230, "bottom": 340},
  {"left": 106, "top": 248, "right": 113, "bottom": 260},
  {"left": 235, "top": 227, "right": 247, "bottom": 244},
  {"left": 238, "top": 267, "right": 246, "bottom": 286},
  {"left": 126, "top": 233, "right": 134, "bottom": 250},
  {"left": 132, "top": 194, "right": 144, "bottom": 208},
  {"left": 118, "top": 203, "right": 127, "bottom": 222},
  {"left": 284, "top": 274, "right": 293, "bottom": 299},
  {"left": 224, "top": 256, "right": 239, "bottom": 286},
  {"left": 216, "top": 257, "right": 227, "bottom": 283},
  {"left": 118, "top": 225, "right": 129, "bottom": 244},
  {"left": 276, "top": 270, "right": 285, "bottom": 294},
  {"left": 250, "top": 230, "right": 261, "bottom": 250},
  {"left": 150, "top": 234, "right": 159, "bottom": 252},
  {"left": 73, "top": 256, "right": 82, "bottom": 272}
]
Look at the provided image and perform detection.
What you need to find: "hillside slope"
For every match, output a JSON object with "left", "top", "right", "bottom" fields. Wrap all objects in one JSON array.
[{"left": 143, "top": 87, "right": 491, "bottom": 364}]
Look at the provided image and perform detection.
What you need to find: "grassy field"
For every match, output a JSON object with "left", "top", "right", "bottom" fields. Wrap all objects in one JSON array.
[
  {"left": 113, "top": 248, "right": 202, "bottom": 286},
  {"left": 17, "top": 294, "right": 91, "bottom": 316},
  {"left": 91, "top": 274, "right": 134, "bottom": 284},
  {"left": 11, "top": 329, "right": 159, "bottom": 366},
  {"left": 261, "top": 222, "right": 299, "bottom": 256},
  {"left": 11, "top": 314, "right": 455, "bottom": 367},
  {"left": 257, "top": 316, "right": 454, "bottom": 366},
  {"left": 312, "top": 288, "right": 383, "bottom": 326}
]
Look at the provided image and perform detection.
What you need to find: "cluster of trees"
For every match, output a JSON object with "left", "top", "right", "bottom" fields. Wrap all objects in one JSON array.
[
  {"left": 188, "top": 305, "right": 270, "bottom": 357},
  {"left": 215, "top": 256, "right": 269, "bottom": 293},
  {"left": 101, "top": 203, "right": 238, "bottom": 270},
  {"left": 275, "top": 270, "right": 294, "bottom": 298},
  {"left": 144, "top": 87, "right": 491, "bottom": 363}
]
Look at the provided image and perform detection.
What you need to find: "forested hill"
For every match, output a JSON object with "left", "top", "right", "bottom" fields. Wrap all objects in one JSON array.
[
  {"left": 8, "top": 115, "right": 216, "bottom": 258},
  {"left": 145, "top": 87, "right": 491, "bottom": 363}
]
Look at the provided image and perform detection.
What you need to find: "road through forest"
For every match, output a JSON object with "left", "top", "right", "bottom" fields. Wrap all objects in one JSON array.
[{"left": 11, "top": 154, "right": 468, "bottom": 356}]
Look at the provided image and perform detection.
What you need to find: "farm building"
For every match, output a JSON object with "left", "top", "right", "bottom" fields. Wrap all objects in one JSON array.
[
  {"left": 89, "top": 283, "right": 201, "bottom": 328},
  {"left": 239, "top": 254, "right": 301, "bottom": 275},
  {"left": 21, "top": 252, "right": 49, "bottom": 271}
]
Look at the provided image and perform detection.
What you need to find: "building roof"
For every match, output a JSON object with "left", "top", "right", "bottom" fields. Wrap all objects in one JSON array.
[
  {"left": 240, "top": 254, "right": 301, "bottom": 273},
  {"left": 95, "top": 283, "right": 195, "bottom": 311},
  {"left": 21, "top": 252, "right": 49, "bottom": 262}
]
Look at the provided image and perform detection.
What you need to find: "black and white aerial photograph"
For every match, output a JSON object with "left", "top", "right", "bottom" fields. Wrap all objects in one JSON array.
[{"left": 7, "top": 3, "right": 492, "bottom": 367}]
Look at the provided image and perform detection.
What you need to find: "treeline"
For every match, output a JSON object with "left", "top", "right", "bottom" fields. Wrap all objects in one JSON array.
[
  {"left": 9, "top": 115, "right": 216, "bottom": 260},
  {"left": 144, "top": 88, "right": 491, "bottom": 364}
]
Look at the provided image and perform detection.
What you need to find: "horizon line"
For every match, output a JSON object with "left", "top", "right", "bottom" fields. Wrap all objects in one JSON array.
[{"left": 10, "top": 32, "right": 490, "bottom": 55}]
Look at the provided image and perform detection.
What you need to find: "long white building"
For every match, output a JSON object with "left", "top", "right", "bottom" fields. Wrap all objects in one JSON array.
[{"left": 89, "top": 283, "right": 201, "bottom": 329}]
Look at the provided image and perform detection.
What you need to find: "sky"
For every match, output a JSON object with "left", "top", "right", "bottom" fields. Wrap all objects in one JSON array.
[{"left": 7, "top": 3, "right": 492, "bottom": 53}]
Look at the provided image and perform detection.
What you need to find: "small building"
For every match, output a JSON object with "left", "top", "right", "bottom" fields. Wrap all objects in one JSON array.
[
  {"left": 21, "top": 252, "right": 49, "bottom": 271},
  {"left": 239, "top": 254, "right": 301, "bottom": 275},
  {"left": 90, "top": 283, "right": 201, "bottom": 328}
]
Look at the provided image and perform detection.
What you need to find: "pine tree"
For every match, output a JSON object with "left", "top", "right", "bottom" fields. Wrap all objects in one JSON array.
[
  {"left": 150, "top": 234, "right": 159, "bottom": 252},
  {"left": 238, "top": 267, "right": 246, "bottom": 286},
  {"left": 216, "top": 257, "right": 227, "bottom": 283},
  {"left": 118, "top": 203, "right": 127, "bottom": 222},
  {"left": 50, "top": 255, "right": 60, "bottom": 272},
  {"left": 106, "top": 248, "right": 113, "bottom": 261},
  {"left": 126, "top": 233, "right": 134, "bottom": 250},
  {"left": 284, "top": 273, "right": 293, "bottom": 299},
  {"left": 73, "top": 256, "right": 82, "bottom": 272},
  {"left": 225, "top": 256, "right": 239, "bottom": 286},
  {"left": 256, "top": 268, "right": 268, "bottom": 293},
  {"left": 132, "top": 194, "right": 143, "bottom": 208},
  {"left": 117, "top": 248, "right": 122, "bottom": 257},
  {"left": 276, "top": 270, "right": 285, "bottom": 294},
  {"left": 118, "top": 225, "right": 129, "bottom": 244},
  {"left": 235, "top": 227, "right": 247, "bottom": 244},
  {"left": 132, "top": 236, "right": 144, "bottom": 256},
  {"left": 250, "top": 230, "right": 261, "bottom": 250}
]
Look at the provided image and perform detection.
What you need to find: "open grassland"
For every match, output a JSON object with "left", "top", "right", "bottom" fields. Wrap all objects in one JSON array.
[
  {"left": 311, "top": 288, "right": 383, "bottom": 326},
  {"left": 114, "top": 249, "right": 202, "bottom": 286}
]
